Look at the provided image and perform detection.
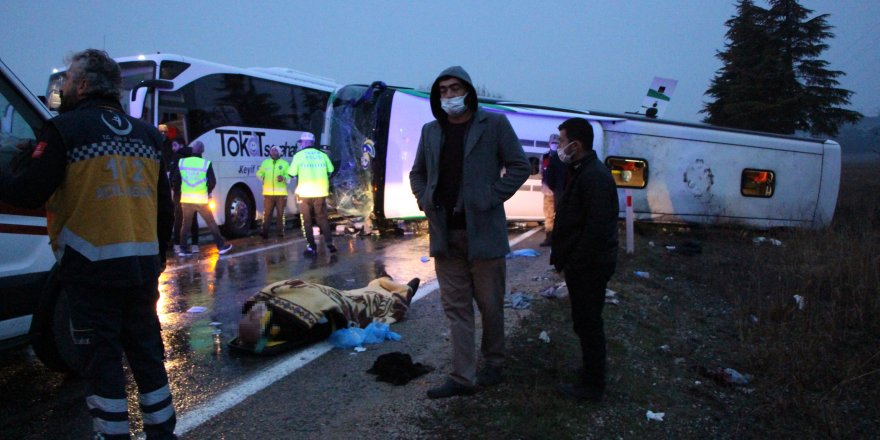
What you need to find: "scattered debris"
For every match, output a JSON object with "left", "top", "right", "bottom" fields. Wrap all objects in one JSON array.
[
  {"left": 659, "top": 344, "right": 671, "bottom": 352},
  {"left": 634, "top": 271, "right": 651, "bottom": 279},
  {"left": 664, "top": 276, "right": 674, "bottom": 281},
  {"left": 646, "top": 410, "right": 665, "bottom": 422},
  {"left": 648, "top": 241, "right": 655, "bottom": 247},
  {"left": 366, "top": 351, "right": 434, "bottom": 385},
  {"left": 750, "top": 314, "right": 759, "bottom": 323},
  {"left": 504, "top": 292, "right": 533, "bottom": 309},
  {"left": 540, "top": 282, "right": 568, "bottom": 299},
  {"left": 186, "top": 306, "right": 207, "bottom": 314},
  {"left": 354, "top": 346, "right": 367, "bottom": 353},
  {"left": 420, "top": 256, "right": 430, "bottom": 263},
  {"left": 538, "top": 331, "right": 550, "bottom": 343},
  {"left": 793, "top": 295, "right": 806, "bottom": 310},
  {"left": 506, "top": 248, "right": 540, "bottom": 258},
  {"left": 697, "top": 366, "right": 752, "bottom": 386},
  {"left": 753, "top": 236, "right": 783, "bottom": 246}
]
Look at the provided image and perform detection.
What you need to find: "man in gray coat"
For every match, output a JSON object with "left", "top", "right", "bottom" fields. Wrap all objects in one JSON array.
[{"left": 410, "top": 66, "right": 530, "bottom": 398}]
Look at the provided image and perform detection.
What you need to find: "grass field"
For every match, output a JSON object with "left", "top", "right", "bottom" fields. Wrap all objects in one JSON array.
[{"left": 417, "top": 163, "right": 879, "bottom": 439}]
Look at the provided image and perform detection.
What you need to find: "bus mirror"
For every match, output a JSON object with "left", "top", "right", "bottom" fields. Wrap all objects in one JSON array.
[{"left": 129, "top": 79, "right": 173, "bottom": 102}]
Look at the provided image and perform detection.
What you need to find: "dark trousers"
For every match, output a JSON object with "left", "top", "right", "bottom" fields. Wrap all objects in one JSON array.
[
  {"left": 564, "top": 262, "right": 616, "bottom": 391},
  {"left": 299, "top": 197, "right": 333, "bottom": 248},
  {"left": 180, "top": 203, "right": 226, "bottom": 250},
  {"left": 172, "top": 200, "right": 198, "bottom": 246},
  {"left": 67, "top": 282, "right": 177, "bottom": 439},
  {"left": 261, "top": 195, "right": 287, "bottom": 236}
]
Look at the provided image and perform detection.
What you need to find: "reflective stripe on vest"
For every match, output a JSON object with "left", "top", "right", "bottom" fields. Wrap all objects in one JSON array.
[{"left": 179, "top": 157, "right": 210, "bottom": 204}]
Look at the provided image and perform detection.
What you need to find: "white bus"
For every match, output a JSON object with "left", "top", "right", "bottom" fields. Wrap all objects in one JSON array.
[
  {"left": 327, "top": 83, "right": 840, "bottom": 230},
  {"left": 46, "top": 54, "right": 338, "bottom": 236}
]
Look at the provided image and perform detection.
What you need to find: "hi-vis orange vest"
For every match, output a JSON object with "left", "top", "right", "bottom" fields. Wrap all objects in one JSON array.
[{"left": 47, "top": 106, "right": 162, "bottom": 261}]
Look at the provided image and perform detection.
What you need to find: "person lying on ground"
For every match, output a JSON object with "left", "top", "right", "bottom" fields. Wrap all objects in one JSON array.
[{"left": 237, "top": 275, "right": 420, "bottom": 352}]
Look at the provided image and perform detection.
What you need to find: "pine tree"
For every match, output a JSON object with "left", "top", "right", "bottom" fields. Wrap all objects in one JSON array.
[
  {"left": 703, "top": 0, "right": 778, "bottom": 132},
  {"left": 703, "top": 0, "right": 861, "bottom": 136}
]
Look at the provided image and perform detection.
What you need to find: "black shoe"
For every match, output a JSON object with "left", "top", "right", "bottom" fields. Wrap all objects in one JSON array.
[
  {"left": 303, "top": 245, "right": 317, "bottom": 257},
  {"left": 427, "top": 379, "right": 476, "bottom": 399},
  {"left": 476, "top": 365, "right": 504, "bottom": 387},
  {"left": 327, "top": 244, "right": 338, "bottom": 253},
  {"left": 539, "top": 232, "right": 552, "bottom": 247},
  {"left": 406, "top": 278, "right": 421, "bottom": 296},
  {"left": 555, "top": 382, "right": 603, "bottom": 402}
]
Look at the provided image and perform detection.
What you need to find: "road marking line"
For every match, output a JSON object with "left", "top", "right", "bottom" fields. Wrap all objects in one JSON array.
[{"left": 173, "top": 226, "right": 541, "bottom": 436}]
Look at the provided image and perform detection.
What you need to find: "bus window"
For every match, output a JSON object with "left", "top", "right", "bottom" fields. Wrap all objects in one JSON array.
[
  {"left": 741, "top": 169, "right": 775, "bottom": 197},
  {"left": 605, "top": 157, "right": 648, "bottom": 188},
  {"left": 160, "top": 61, "right": 190, "bottom": 80}
]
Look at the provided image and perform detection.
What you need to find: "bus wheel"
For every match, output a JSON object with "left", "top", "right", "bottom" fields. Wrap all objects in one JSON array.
[
  {"left": 224, "top": 186, "right": 254, "bottom": 237},
  {"left": 32, "top": 284, "right": 82, "bottom": 374}
]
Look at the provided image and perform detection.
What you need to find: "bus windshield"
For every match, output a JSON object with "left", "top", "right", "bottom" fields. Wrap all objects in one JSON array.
[{"left": 119, "top": 61, "right": 157, "bottom": 123}]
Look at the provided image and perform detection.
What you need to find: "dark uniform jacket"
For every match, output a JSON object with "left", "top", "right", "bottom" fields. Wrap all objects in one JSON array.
[
  {"left": 0, "top": 97, "right": 173, "bottom": 287},
  {"left": 550, "top": 150, "right": 619, "bottom": 272}
]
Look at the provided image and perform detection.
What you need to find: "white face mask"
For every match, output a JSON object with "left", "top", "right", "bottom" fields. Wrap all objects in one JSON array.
[
  {"left": 441, "top": 93, "right": 468, "bottom": 116},
  {"left": 557, "top": 141, "right": 577, "bottom": 164}
]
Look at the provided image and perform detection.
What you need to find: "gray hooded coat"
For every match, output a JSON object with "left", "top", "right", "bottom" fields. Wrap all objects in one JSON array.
[{"left": 409, "top": 66, "right": 530, "bottom": 260}]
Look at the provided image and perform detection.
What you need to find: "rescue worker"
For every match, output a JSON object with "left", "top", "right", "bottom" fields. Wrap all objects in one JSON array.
[
  {"left": 172, "top": 140, "right": 233, "bottom": 256},
  {"left": 256, "top": 145, "right": 290, "bottom": 238},
  {"left": 169, "top": 139, "right": 199, "bottom": 254},
  {"left": 0, "top": 49, "right": 177, "bottom": 439},
  {"left": 288, "top": 132, "right": 336, "bottom": 256}
]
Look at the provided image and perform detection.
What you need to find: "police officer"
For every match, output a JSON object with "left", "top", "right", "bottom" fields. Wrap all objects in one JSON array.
[
  {"left": 288, "top": 132, "right": 336, "bottom": 256},
  {"left": 172, "top": 141, "right": 232, "bottom": 256},
  {"left": 0, "top": 49, "right": 177, "bottom": 439},
  {"left": 256, "top": 145, "right": 290, "bottom": 238}
]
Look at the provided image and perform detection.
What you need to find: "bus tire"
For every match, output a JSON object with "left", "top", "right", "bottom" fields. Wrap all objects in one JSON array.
[
  {"left": 223, "top": 186, "right": 254, "bottom": 237},
  {"left": 31, "top": 272, "right": 82, "bottom": 374}
]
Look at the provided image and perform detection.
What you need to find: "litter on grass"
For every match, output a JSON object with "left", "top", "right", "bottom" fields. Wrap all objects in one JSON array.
[
  {"left": 538, "top": 331, "right": 550, "bottom": 343},
  {"left": 646, "top": 410, "right": 665, "bottom": 422}
]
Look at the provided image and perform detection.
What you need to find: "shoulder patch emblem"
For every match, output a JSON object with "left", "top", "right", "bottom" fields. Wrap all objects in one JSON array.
[{"left": 31, "top": 141, "right": 48, "bottom": 158}]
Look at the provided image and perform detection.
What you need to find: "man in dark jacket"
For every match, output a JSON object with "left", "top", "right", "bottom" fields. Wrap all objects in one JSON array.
[
  {"left": 409, "top": 66, "right": 530, "bottom": 398},
  {"left": 550, "top": 117, "right": 619, "bottom": 403},
  {"left": 0, "top": 49, "right": 177, "bottom": 439}
]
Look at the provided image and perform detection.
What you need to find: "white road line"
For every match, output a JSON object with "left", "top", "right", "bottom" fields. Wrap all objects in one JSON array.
[
  {"left": 165, "top": 239, "right": 302, "bottom": 273},
  {"left": 173, "top": 226, "right": 542, "bottom": 436}
]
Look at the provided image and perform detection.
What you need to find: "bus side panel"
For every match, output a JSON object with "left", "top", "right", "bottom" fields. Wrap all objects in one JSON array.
[
  {"left": 195, "top": 126, "right": 304, "bottom": 227},
  {"left": 815, "top": 140, "right": 841, "bottom": 228},
  {"left": 500, "top": 111, "right": 570, "bottom": 220},
  {"left": 603, "top": 122, "right": 823, "bottom": 228},
  {"left": 383, "top": 92, "right": 434, "bottom": 219}
]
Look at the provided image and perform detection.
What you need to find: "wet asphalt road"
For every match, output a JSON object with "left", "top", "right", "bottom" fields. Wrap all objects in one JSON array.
[{"left": 0, "top": 228, "right": 441, "bottom": 439}]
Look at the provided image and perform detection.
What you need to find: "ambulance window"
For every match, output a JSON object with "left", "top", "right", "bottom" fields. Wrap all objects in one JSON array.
[
  {"left": 0, "top": 79, "right": 39, "bottom": 173},
  {"left": 741, "top": 169, "right": 775, "bottom": 197},
  {"left": 605, "top": 157, "right": 648, "bottom": 188}
]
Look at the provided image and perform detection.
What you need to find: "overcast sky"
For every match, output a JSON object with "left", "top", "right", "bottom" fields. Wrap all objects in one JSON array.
[{"left": 2, "top": 0, "right": 877, "bottom": 124}]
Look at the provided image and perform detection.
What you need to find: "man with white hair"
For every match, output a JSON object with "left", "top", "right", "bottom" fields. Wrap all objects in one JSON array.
[
  {"left": 288, "top": 132, "right": 336, "bottom": 256},
  {"left": 0, "top": 49, "right": 177, "bottom": 439},
  {"left": 256, "top": 145, "right": 290, "bottom": 238}
]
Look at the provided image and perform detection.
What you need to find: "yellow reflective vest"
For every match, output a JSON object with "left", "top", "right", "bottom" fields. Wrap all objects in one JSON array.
[
  {"left": 257, "top": 158, "right": 290, "bottom": 196},
  {"left": 179, "top": 156, "right": 210, "bottom": 204},
  {"left": 288, "top": 148, "right": 333, "bottom": 198}
]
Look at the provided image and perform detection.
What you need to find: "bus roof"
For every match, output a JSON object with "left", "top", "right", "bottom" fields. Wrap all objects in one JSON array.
[{"left": 113, "top": 53, "right": 338, "bottom": 91}]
